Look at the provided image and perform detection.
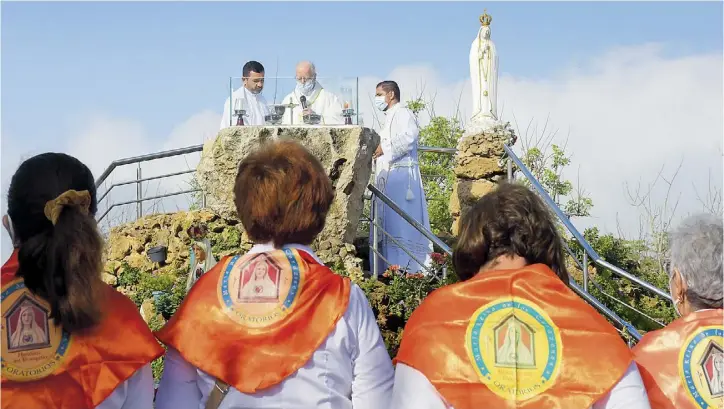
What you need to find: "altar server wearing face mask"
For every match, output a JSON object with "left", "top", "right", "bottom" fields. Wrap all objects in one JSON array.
[
  {"left": 369, "top": 81, "right": 432, "bottom": 274},
  {"left": 220, "top": 61, "right": 270, "bottom": 129},
  {"left": 281, "top": 61, "right": 344, "bottom": 125}
]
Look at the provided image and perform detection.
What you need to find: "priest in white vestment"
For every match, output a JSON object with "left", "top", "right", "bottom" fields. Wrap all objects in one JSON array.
[
  {"left": 220, "top": 60, "right": 270, "bottom": 129},
  {"left": 281, "top": 61, "right": 344, "bottom": 126},
  {"left": 370, "top": 81, "right": 432, "bottom": 274}
]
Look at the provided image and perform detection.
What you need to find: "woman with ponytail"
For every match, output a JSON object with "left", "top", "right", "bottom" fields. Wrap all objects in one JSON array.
[{"left": 0, "top": 153, "right": 164, "bottom": 409}]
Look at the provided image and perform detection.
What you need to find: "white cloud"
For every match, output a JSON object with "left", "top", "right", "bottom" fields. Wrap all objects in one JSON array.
[
  {"left": 356, "top": 43, "right": 723, "bottom": 240},
  {"left": 2, "top": 42, "right": 721, "bottom": 260},
  {"left": 1, "top": 110, "right": 221, "bottom": 259}
]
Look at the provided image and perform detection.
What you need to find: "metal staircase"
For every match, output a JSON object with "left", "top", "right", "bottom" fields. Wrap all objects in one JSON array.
[{"left": 94, "top": 141, "right": 673, "bottom": 344}]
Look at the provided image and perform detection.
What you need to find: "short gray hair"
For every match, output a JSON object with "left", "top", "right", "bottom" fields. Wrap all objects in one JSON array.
[
  {"left": 296, "top": 60, "right": 316, "bottom": 77},
  {"left": 669, "top": 213, "right": 723, "bottom": 310}
]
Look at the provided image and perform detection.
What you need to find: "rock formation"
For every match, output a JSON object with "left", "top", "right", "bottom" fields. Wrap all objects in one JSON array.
[
  {"left": 450, "top": 122, "right": 516, "bottom": 234},
  {"left": 196, "top": 126, "right": 379, "bottom": 269}
]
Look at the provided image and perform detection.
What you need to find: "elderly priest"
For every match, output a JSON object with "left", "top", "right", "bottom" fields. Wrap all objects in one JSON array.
[
  {"left": 220, "top": 61, "right": 270, "bottom": 128},
  {"left": 281, "top": 61, "right": 344, "bottom": 126}
]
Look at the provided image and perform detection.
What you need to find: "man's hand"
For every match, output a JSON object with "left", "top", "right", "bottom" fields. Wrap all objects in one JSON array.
[
  {"left": 302, "top": 108, "right": 315, "bottom": 116},
  {"left": 373, "top": 145, "right": 383, "bottom": 159}
]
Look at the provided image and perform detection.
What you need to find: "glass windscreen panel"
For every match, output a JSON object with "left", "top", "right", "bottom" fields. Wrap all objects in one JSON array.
[{"left": 226, "top": 76, "right": 361, "bottom": 126}]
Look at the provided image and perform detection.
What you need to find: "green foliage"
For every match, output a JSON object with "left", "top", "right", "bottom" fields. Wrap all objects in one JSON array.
[
  {"left": 211, "top": 226, "right": 242, "bottom": 256},
  {"left": 569, "top": 227, "right": 676, "bottom": 333},
  {"left": 405, "top": 97, "right": 426, "bottom": 116},
  {"left": 154, "top": 277, "right": 187, "bottom": 319},
  {"left": 418, "top": 116, "right": 463, "bottom": 236},
  {"left": 334, "top": 253, "right": 457, "bottom": 356},
  {"left": 117, "top": 263, "right": 176, "bottom": 307},
  {"left": 521, "top": 144, "right": 593, "bottom": 218},
  {"left": 147, "top": 314, "right": 167, "bottom": 382}
]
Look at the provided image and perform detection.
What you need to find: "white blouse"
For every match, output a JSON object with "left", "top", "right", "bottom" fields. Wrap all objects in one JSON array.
[
  {"left": 96, "top": 364, "right": 155, "bottom": 409},
  {"left": 154, "top": 243, "right": 394, "bottom": 409},
  {"left": 390, "top": 362, "right": 651, "bottom": 409}
]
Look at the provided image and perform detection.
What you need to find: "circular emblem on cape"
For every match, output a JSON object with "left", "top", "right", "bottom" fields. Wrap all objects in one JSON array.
[
  {"left": 465, "top": 299, "right": 562, "bottom": 401},
  {"left": 679, "top": 325, "right": 724, "bottom": 409},
  {"left": 217, "top": 248, "right": 303, "bottom": 328},
  {"left": 1, "top": 279, "right": 71, "bottom": 382}
]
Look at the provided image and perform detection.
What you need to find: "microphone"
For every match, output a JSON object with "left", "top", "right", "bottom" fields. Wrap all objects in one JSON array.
[{"left": 299, "top": 95, "right": 308, "bottom": 110}]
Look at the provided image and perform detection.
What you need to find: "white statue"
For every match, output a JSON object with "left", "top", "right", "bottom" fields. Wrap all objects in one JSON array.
[{"left": 468, "top": 10, "right": 500, "bottom": 131}]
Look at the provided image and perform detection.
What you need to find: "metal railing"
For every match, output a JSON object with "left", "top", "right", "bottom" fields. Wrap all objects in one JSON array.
[
  {"left": 94, "top": 136, "right": 670, "bottom": 341},
  {"left": 365, "top": 179, "right": 643, "bottom": 341},
  {"left": 502, "top": 144, "right": 673, "bottom": 302},
  {"left": 364, "top": 142, "right": 676, "bottom": 341},
  {"left": 95, "top": 144, "right": 204, "bottom": 224}
]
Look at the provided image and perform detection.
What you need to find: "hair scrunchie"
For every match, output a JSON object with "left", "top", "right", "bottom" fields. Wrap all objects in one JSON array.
[{"left": 43, "top": 190, "right": 91, "bottom": 226}]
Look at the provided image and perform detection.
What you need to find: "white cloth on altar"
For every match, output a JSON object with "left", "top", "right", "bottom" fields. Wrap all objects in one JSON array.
[
  {"left": 390, "top": 362, "right": 650, "bottom": 409},
  {"left": 96, "top": 364, "right": 154, "bottom": 409},
  {"left": 154, "top": 243, "right": 394, "bottom": 409},
  {"left": 280, "top": 83, "right": 345, "bottom": 125},
  {"left": 369, "top": 103, "right": 432, "bottom": 274},
  {"left": 220, "top": 86, "right": 270, "bottom": 128}
]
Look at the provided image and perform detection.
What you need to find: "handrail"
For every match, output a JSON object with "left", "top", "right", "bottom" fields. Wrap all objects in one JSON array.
[
  {"left": 419, "top": 146, "right": 458, "bottom": 154},
  {"left": 367, "top": 183, "right": 641, "bottom": 340},
  {"left": 367, "top": 183, "right": 450, "bottom": 254},
  {"left": 502, "top": 144, "right": 673, "bottom": 302},
  {"left": 95, "top": 144, "right": 204, "bottom": 188},
  {"left": 97, "top": 169, "right": 196, "bottom": 203}
]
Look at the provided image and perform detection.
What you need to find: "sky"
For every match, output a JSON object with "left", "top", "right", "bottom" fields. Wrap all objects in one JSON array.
[{"left": 1, "top": 1, "right": 723, "bottom": 260}]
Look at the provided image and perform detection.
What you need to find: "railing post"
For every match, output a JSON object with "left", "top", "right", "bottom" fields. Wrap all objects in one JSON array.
[
  {"left": 507, "top": 157, "right": 513, "bottom": 180},
  {"left": 372, "top": 204, "right": 380, "bottom": 279},
  {"left": 201, "top": 190, "right": 207, "bottom": 209},
  {"left": 136, "top": 164, "right": 142, "bottom": 220},
  {"left": 583, "top": 251, "right": 589, "bottom": 292},
  {"left": 372, "top": 163, "right": 380, "bottom": 279}
]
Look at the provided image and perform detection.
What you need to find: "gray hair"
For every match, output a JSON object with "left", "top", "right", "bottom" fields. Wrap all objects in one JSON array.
[
  {"left": 296, "top": 60, "right": 316, "bottom": 77},
  {"left": 669, "top": 213, "right": 723, "bottom": 310}
]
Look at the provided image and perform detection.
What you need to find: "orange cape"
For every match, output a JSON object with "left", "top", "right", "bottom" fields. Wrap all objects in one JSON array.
[
  {"left": 155, "top": 248, "right": 351, "bottom": 393},
  {"left": 394, "top": 264, "right": 633, "bottom": 409},
  {"left": 1, "top": 250, "right": 164, "bottom": 409},
  {"left": 633, "top": 309, "right": 724, "bottom": 409}
]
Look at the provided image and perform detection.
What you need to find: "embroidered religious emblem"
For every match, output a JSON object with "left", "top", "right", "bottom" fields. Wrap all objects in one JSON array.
[
  {"left": 680, "top": 326, "right": 724, "bottom": 408},
  {"left": 1, "top": 279, "right": 71, "bottom": 382},
  {"left": 218, "top": 249, "right": 303, "bottom": 328},
  {"left": 465, "top": 299, "right": 562, "bottom": 401}
]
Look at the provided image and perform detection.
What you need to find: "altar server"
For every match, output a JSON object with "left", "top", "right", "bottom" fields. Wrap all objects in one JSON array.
[
  {"left": 281, "top": 61, "right": 344, "bottom": 125},
  {"left": 391, "top": 183, "right": 651, "bottom": 409},
  {"left": 155, "top": 140, "right": 394, "bottom": 409},
  {"left": 633, "top": 214, "right": 723, "bottom": 409},
  {"left": 1, "top": 153, "right": 163, "bottom": 409},
  {"left": 220, "top": 60, "right": 270, "bottom": 128},
  {"left": 370, "top": 80, "right": 432, "bottom": 274}
]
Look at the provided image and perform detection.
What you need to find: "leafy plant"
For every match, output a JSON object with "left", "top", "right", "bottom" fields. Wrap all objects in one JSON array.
[{"left": 334, "top": 252, "right": 456, "bottom": 356}]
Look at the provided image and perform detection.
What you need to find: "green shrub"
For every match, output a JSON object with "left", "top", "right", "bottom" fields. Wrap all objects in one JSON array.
[{"left": 334, "top": 253, "right": 456, "bottom": 356}]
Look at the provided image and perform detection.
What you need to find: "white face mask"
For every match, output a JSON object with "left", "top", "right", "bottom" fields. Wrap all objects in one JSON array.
[
  {"left": 374, "top": 95, "right": 388, "bottom": 111},
  {"left": 296, "top": 80, "right": 315, "bottom": 96}
]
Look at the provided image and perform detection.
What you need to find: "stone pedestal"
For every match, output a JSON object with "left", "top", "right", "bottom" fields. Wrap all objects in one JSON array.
[
  {"left": 450, "top": 123, "right": 516, "bottom": 235},
  {"left": 196, "top": 126, "right": 380, "bottom": 269}
]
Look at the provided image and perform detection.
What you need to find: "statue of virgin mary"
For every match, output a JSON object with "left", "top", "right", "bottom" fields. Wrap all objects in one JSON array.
[
  {"left": 185, "top": 224, "right": 217, "bottom": 293},
  {"left": 469, "top": 10, "right": 500, "bottom": 130}
]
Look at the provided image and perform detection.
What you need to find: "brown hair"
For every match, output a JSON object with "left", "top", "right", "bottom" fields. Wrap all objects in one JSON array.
[
  {"left": 234, "top": 139, "right": 335, "bottom": 247},
  {"left": 8, "top": 153, "right": 105, "bottom": 333},
  {"left": 452, "top": 182, "right": 570, "bottom": 283}
]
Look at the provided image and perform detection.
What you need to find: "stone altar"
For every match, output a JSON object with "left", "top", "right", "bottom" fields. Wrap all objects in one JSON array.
[{"left": 196, "top": 126, "right": 380, "bottom": 268}]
